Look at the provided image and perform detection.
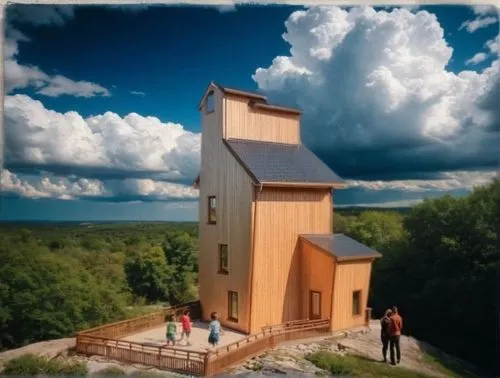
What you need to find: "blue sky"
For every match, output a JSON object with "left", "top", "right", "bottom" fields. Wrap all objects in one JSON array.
[{"left": 2, "top": 3, "right": 499, "bottom": 221}]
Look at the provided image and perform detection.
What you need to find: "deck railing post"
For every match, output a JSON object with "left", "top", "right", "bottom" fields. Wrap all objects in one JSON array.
[
  {"left": 365, "top": 307, "right": 372, "bottom": 328},
  {"left": 203, "top": 352, "right": 210, "bottom": 376}
]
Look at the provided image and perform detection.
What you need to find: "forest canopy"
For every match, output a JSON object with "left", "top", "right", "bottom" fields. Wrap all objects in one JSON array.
[{"left": 0, "top": 181, "right": 498, "bottom": 373}]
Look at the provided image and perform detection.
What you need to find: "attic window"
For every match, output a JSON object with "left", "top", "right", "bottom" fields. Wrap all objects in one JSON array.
[{"left": 206, "top": 92, "right": 215, "bottom": 114}]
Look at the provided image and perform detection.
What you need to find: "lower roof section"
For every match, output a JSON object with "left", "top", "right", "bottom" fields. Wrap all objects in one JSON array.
[{"left": 300, "top": 233, "right": 382, "bottom": 262}]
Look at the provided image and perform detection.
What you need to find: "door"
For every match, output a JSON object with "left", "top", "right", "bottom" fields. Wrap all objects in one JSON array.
[{"left": 309, "top": 290, "right": 322, "bottom": 320}]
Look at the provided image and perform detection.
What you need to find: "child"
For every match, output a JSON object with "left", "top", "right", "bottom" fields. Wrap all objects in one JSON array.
[
  {"left": 165, "top": 314, "right": 177, "bottom": 346},
  {"left": 180, "top": 309, "right": 192, "bottom": 346},
  {"left": 208, "top": 312, "right": 223, "bottom": 348}
]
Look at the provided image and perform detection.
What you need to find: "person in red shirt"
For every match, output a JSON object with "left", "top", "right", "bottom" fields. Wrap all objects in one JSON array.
[
  {"left": 180, "top": 309, "right": 192, "bottom": 345},
  {"left": 389, "top": 306, "right": 403, "bottom": 365}
]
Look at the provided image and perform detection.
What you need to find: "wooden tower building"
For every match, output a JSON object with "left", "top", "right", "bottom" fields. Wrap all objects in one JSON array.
[{"left": 194, "top": 82, "right": 381, "bottom": 334}]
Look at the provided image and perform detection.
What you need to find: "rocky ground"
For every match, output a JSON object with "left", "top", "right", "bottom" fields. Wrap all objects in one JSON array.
[
  {"left": 0, "top": 322, "right": 475, "bottom": 377},
  {"left": 229, "top": 324, "right": 448, "bottom": 377}
]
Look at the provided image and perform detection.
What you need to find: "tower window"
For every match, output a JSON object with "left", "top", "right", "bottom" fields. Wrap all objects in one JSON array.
[
  {"left": 206, "top": 92, "right": 215, "bottom": 113},
  {"left": 208, "top": 196, "right": 216, "bottom": 224}
]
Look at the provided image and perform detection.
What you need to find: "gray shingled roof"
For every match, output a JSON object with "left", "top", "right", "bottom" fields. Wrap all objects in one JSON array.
[
  {"left": 300, "top": 234, "right": 382, "bottom": 261},
  {"left": 225, "top": 138, "right": 344, "bottom": 185}
]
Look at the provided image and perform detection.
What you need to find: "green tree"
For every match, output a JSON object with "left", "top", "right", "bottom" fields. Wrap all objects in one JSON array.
[
  {"left": 344, "top": 211, "right": 405, "bottom": 250},
  {"left": 0, "top": 244, "right": 127, "bottom": 349},
  {"left": 163, "top": 231, "right": 198, "bottom": 272},
  {"left": 124, "top": 246, "right": 172, "bottom": 303},
  {"left": 368, "top": 180, "right": 499, "bottom": 372},
  {"left": 163, "top": 231, "right": 198, "bottom": 304}
]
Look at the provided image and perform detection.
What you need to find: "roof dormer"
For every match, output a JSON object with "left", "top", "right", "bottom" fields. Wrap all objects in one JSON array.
[{"left": 198, "top": 82, "right": 302, "bottom": 144}]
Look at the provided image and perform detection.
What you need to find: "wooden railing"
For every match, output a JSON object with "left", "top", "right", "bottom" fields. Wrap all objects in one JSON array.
[
  {"left": 76, "top": 303, "right": 332, "bottom": 376},
  {"left": 77, "top": 300, "right": 201, "bottom": 339},
  {"left": 204, "top": 318, "right": 331, "bottom": 375},
  {"left": 77, "top": 333, "right": 206, "bottom": 375}
]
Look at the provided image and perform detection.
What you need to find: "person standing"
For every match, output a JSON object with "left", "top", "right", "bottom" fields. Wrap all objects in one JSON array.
[
  {"left": 180, "top": 309, "right": 192, "bottom": 346},
  {"left": 165, "top": 314, "right": 178, "bottom": 346},
  {"left": 389, "top": 306, "right": 403, "bottom": 365},
  {"left": 380, "top": 309, "right": 392, "bottom": 363},
  {"left": 208, "top": 312, "right": 223, "bottom": 347}
]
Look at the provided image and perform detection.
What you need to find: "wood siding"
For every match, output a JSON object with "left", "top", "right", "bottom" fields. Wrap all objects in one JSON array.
[
  {"left": 300, "top": 241, "right": 335, "bottom": 323},
  {"left": 198, "top": 88, "right": 255, "bottom": 333},
  {"left": 224, "top": 95, "right": 300, "bottom": 144},
  {"left": 249, "top": 188, "right": 332, "bottom": 333},
  {"left": 331, "top": 260, "right": 373, "bottom": 331}
]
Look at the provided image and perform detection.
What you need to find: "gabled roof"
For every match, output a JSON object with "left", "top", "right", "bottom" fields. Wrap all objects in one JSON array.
[
  {"left": 224, "top": 138, "right": 345, "bottom": 188},
  {"left": 197, "top": 81, "right": 301, "bottom": 115},
  {"left": 300, "top": 234, "right": 382, "bottom": 262},
  {"left": 215, "top": 83, "right": 268, "bottom": 102},
  {"left": 197, "top": 81, "right": 268, "bottom": 110}
]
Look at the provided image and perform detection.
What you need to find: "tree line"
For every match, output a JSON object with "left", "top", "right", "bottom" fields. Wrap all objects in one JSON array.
[
  {"left": 338, "top": 180, "right": 499, "bottom": 374},
  {"left": 0, "top": 181, "right": 498, "bottom": 373},
  {"left": 0, "top": 222, "right": 199, "bottom": 351}
]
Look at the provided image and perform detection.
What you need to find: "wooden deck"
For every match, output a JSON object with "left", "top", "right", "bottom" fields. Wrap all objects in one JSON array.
[
  {"left": 75, "top": 301, "right": 370, "bottom": 376},
  {"left": 121, "top": 320, "right": 247, "bottom": 352}
]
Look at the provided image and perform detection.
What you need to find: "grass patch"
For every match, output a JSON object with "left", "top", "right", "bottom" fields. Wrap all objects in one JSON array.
[
  {"left": 421, "top": 352, "right": 479, "bottom": 378},
  {"left": 2, "top": 353, "right": 87, "bottom": 376},
  {"left": 306, "top": 351, "right": 436, "bottom": 378}
]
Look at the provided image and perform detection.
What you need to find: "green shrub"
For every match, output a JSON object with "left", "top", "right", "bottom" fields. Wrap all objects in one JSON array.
[
  {"left": 2, "top": 353, "right": 48, "bottom": 375},
  {"left": 306, "top": 352, "right": 353, "bottom": 375},
  {"left": 2, "top": 353, "right": 88, "bottom": 376}
]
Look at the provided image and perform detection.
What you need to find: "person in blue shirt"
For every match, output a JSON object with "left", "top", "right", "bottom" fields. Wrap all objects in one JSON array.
[{"left": 208, "top": 311, "right": 224, "bottom": 347}]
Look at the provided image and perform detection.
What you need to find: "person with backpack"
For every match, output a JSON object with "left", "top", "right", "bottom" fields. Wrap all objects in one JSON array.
[
  {"left": 380, "top": 309, "right": 392, "bottom": 363},
  {"left": 389, "top": 306, "right": 403, "bottom": 365}
]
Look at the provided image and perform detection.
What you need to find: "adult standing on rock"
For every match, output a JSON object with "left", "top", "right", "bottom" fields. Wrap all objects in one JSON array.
[
  {"left": 380, "top": 309, "right": 392, "bottom": 363},
  {"left": 389, "top": 306, "right": 403, "bottom": 366}
]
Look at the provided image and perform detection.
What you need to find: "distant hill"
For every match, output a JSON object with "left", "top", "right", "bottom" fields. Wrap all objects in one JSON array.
[
  {"left": 336, "top": 206, "right": 412, "bottom": 216},
  {"left": 0, "top": 208, "right": 411, "bottom": 226}
]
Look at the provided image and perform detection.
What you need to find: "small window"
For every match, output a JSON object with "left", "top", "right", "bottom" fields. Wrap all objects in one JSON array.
[
  {"left": 206, "top": 92, "right": 215, "bottom": 114},
  {"left": 311, "top": 291, "right": 321, "bottom": 318},
  {"left": 352, "top": 290, "right": 362, "bottom": 316},
  {"left": 218, "top": 244, "right": 229, "bottom": 274},
  {"left": 228, "top": 291, "right": 238, "bottom": 322},
  {"left": 208, "top": 196, "right": 216, "bottom": 224}
]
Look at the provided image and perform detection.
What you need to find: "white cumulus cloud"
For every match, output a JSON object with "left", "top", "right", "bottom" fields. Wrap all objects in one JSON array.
[
  {"left": 459, "top": 4, "right": 499, "bottom": 33},
  {"left": 4, "top": 94, "right": 201, "bottom": 182},
  {"left": 465, "top": 52, "right": 488, "bottom": 66},
  {"left": 1, "top": 169, "right": 106, "bottom": 200},
  {"left": 0, "top": 169, "right": 199, "bottom": 202},
  {"left": 470, "top": 5, "right": 499, "bottom": 16},
  {"left": 486, "top": 35, "right": 500, "bottom": 55},
  {"left": 253, "top": 6, "right": 499, "bottom": 175},
  {"left": 4, "top": 27, "right": 110, "bottom": 97},
  {"left": 345, "top": 170, "right": 499, "bottom": 192},
  {"left": 459, "top": 16, "right": 498, "bottom": 33}
]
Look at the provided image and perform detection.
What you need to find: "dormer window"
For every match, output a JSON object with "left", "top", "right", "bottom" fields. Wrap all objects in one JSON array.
[{"left": 206, "top": 91, "right": 215, "bottom": 114}]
